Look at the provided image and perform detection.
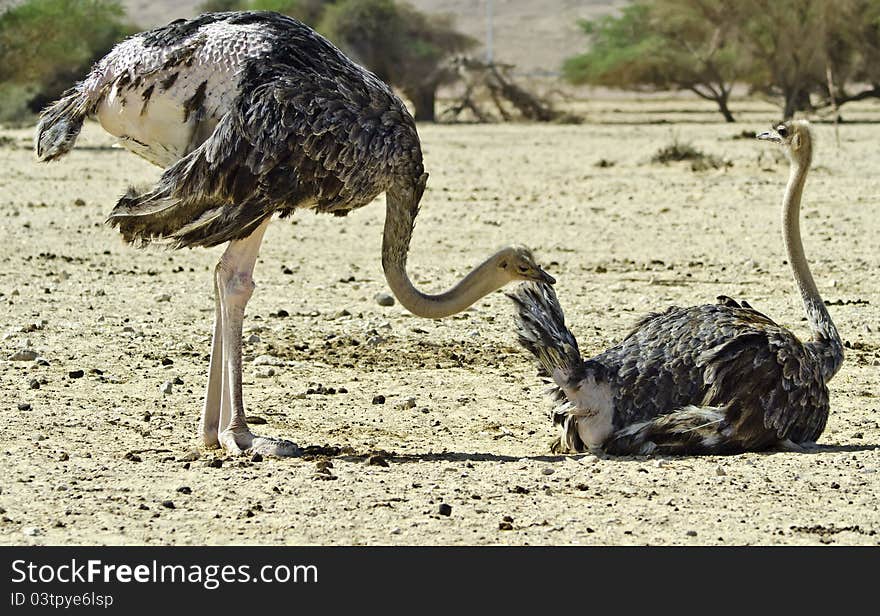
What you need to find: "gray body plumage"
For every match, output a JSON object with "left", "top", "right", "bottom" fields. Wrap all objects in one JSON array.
[
  {"left": 35, "top": 11, "right": 424, "bottom": 247},
  {"left": 511, "top": 283, "right": 841, "bottom": 455}
]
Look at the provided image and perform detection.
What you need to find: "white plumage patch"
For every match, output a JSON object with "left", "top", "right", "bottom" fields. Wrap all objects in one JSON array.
[{"left": 88, "top": 21, "right": 272, "bottom": 167}]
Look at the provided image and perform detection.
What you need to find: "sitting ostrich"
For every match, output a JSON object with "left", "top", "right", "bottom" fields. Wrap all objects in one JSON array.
[
  {"left": 510, "top": 121, "right": 843, "bottom": 455},
  {"left": 35, "top": 11, "right": 553, "bottom": 457}
]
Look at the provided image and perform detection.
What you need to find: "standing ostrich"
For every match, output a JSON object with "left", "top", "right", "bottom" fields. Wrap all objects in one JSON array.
[
  {"left": 35, "top": 11, "right": 553, "bottom": 457},
  {"left": 510, "top": 121, "right": 844, "bottom": 455}
]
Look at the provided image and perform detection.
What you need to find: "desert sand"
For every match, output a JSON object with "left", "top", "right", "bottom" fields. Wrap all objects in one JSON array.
[{"left": 1, "top": 98, "right": 878, "bottom": 545}]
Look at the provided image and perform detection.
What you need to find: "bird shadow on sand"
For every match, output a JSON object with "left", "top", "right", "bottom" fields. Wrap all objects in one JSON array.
[{"left": 294, "top": 442, "right": 880, "bottom": 465}]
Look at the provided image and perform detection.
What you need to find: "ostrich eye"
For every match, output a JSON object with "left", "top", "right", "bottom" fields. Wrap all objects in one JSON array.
[
  {"left": 518, "top": 265, "right": 529, "bottom": 273},
  {"left": 499, "top": 260, "right": 508, "bottom": 269},
  {"left": 777, "top": 125, "right": 788, "bottom": 137}
]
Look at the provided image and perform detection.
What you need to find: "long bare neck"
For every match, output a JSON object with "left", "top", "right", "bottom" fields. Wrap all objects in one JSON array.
[
  {"left": 382, "top": 182, "right": 507, "bottom": 319},
  {"left": 782, "top": 148, "right": 844, "bottom": 380}
]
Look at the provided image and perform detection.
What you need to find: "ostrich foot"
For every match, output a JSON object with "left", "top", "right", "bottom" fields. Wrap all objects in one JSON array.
[
  {"left": 776, "top": 439, "right": 819, "bottom": 453},
  {"left": 219, "top": 428, "right": 300, "bottom": 457}
]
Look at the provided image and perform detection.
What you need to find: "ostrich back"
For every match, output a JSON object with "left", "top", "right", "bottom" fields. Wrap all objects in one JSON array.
[
  {"left": 73, "top": 11, "right": 424, "bottom": 246},
  {"left": 593, "top": 303, "right": 830, "bottom": 447}
]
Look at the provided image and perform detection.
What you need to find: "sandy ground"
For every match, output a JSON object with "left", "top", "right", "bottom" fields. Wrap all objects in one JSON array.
[{"left": 1, "top": 99, "right": 878, "bottom": 546}]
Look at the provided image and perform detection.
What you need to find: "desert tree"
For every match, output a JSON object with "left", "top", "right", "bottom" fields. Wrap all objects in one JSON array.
[
  {"left": 563, "top": 0, "right": 745, "bottom": 122},
  {"left": 732, "top": 0, "right": 845, "bottom": 119},
  {"left": 0, "top": 0, "right": 132, "bottom": 113},
  {"left": 319, "top": 0, "right": 476, "bottom": 121}
]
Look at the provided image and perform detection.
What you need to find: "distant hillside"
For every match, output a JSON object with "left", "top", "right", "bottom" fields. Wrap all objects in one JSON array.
[{"left": 120, "top": 0, "right": 623, "bottom": 76}]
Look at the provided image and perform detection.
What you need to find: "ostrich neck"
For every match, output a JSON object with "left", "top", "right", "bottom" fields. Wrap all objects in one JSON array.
[
  {"left": 782, "top": 155, "right": 844, "bottom": 380},
  {"left": 381, "top": 188, "right": 506, "bottom": 319}
]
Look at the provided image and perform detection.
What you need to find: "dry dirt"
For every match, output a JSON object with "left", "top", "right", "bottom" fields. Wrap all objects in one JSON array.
[{"left": 1, "top": 99, "right": 878, "bottom": 546}]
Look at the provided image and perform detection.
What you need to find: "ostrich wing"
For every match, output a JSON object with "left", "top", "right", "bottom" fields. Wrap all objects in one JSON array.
[
  {"left": 698, "top": 328, "right": 830, "bottom": 443},
  {"left": 107, "top": 72, "right": 418, "bottom": 248}
]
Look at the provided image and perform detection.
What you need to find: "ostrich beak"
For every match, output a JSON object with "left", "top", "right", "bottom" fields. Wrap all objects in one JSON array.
[
  {"left": 532, "top": 267, "right": 556, "bottom": 285},
  {"left": 756, "top": 129, "right": 782, "bottom": 143}
]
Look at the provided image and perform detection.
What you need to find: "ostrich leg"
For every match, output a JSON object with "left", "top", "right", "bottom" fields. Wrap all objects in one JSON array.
[
  {"left": 197, "top": 273, "right": 223, "bottom": 448},
  {"left": 199, "top": 219, "right": 299, "bottom": 457}
]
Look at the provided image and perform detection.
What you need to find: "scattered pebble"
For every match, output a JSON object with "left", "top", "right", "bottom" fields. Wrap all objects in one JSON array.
[
  {"left": 177, "top": 486, "right": 192, "bottom": 495},
  {"left": 396, "top": 397, "right": 416, "bottom": 410},
  {"left": 372, "top": 395, "right": 386, "bottom": 405},
  {"left": 205, "top": 458, "right": 223, "bottom": 468},
  {"left": 155, "top": 293, "right": 172, "bottom": 302},
  {"left": 28, "top": 379, "right": 40, "bottom": 389},
  {"left": 715, "top": 466, "right": 727, "bottom": 476},
  {"left": 246, "top": 416, "right": 267, "bottom": 425},
  {"left": 68, "top": 369, "right": 84, "bottom": 379},
  {"left": 22, "top": 527, "right": 42, "bottom": 537},
  {"left": 251, "top": 453, "right": 263, "bottom": 463},
  {"left": 160, "top": 381, "right": 173, "bottom": 395},
  {"left": 686, "top": 530, "right": 697, "bottom": 537},
  {"left": 124, "top": 452, "right": 142, "bottom": 462},
  {"left": 255, "top": 367, "right": 275, "bottom": 378},
  {"left": 437, "top": 503, "right": 452, "bottom": 516},
  {"left": 17, "top": 403, "right": 31, "bottom": 411},
  {"left": 58, "top": 452, "right": 69, "bottom": 462},
  {"left": 178, "top": 450, "right": 200, "bottom": 462},
  {"left": 161, "top": 500, "right": 175, "bottom": 509},
  {"left": 161, "top": 357, "right": 173, "bottom": 366},
  {"left": 390, "top": 528, "right": 402, "bottom": 535},
  {"left": 10, "top": 349, "right": 38, "bottom": 361},
  {"left": 374, "top": 292, "right": 395, "bottom": 307},
  {"left": 542, "top": 467, "right": 555, "bottom": 475},
  {"left": 499, "top": 515, "right": 514, "bottom": 531},
  {"left": 247, "top": 334, "right": 261, "bottom": 344}
]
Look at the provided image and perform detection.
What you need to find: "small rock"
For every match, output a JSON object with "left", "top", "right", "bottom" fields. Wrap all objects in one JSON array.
[
  {"left": 17, "top": 402, "right": 32, "bottom": 411},
  {"left": 205, "top": 458, "right": 223, "bottom": 468},
  {"left": 155, "top": 293, "right": 172, "bottom": 302},
  {"left": 160, "top": 381, "right": 173, "bottom": 395},
  {"left": 28, "top": 379, "right": 40, "bottom": 389},
  {"left": 686, "top": 530, "right": 697, "bottom": 537},
  {"left": 254, "top": 354, "right": 281, "bottom": 366},
  {"left": 274, "top": 309, "right": 289, "bottom": 318},
  {"left": 255, "top": 367, "right": 276, "bottom": 378},
  {"left": 251, "top": 452, "right": 263, "bottom": 463},
  {"left": 396, "top": 397, "right": 416, "bottom": 410},
  {"left": 58, "top": 452, "right": 69, "bottom": 462},
  {"left": 68, "top": 369, "right": 84, "bottom": 379},
  {"left": 22, "top": 526, "right": 42, "bottom": 537},
  {"left": 368, "top": 454, "right": 389, "bottom": 467},
  {"left": 390, "top": 528, "right": 402, "bottom": 535},
  {"left": 161, "top": 357, "right": 173, "bottom": 366},
  {"left": 246, "top": 416, "right": 268, "bottom": 425},
  {"left": 247, "top": 334, "right": 261, "bottom": 344},
  {"left": 437, "top": 503, "right": 452, "bottom": 516},
  {"left": 178, "top": 450, "right": 200, "bottom": 462},
  {"left": 160, "top": 500, "right": 175, "bottom": 509},
  {"left": 176, "top": 486, "right": 192, "bottom": 495},
  {"left": 372, "top": 395, "right": 386, "bottom": 405},
  {"left": 830, "top": 482, "right": 840, "bottom": 489},
  {"left": 374, "top": 292, "right": 395, "bottom": 307},
  {"left": 715, "top": 466, "right": 727, "bottom": 476},
  {"left": 10, "top": 349, "right": 38, "bottom": 361},
  {"left": 124, "top": 452, "right": 142, "bottom": 462},
  {"left": 542, "top": 467, "right": 555, "bottom": 475},
  {"left": 173, "top": 376, "right": 184, "bottom": 385}
]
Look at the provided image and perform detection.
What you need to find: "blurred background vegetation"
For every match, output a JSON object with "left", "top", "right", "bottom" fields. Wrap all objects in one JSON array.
[{"left": 1, "top": 0, "right": 880, "bottom": 125}]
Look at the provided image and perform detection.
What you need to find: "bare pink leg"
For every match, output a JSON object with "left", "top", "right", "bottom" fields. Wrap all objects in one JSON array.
[{"left": 198, "top": 218, "right": 299, "bottom": 457}]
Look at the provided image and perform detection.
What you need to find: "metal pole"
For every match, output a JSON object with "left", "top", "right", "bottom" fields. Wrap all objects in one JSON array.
[{"left": 486, "top": 0, "right": 494, "bottom": 65}]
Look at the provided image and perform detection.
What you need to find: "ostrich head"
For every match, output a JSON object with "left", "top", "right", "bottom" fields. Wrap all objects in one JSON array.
[
  {"left": 757, "top": 120, "right": 813, "bottom": 166},
  {"left": 495, "top": 246, "right": 556, "bottom": 285}
]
